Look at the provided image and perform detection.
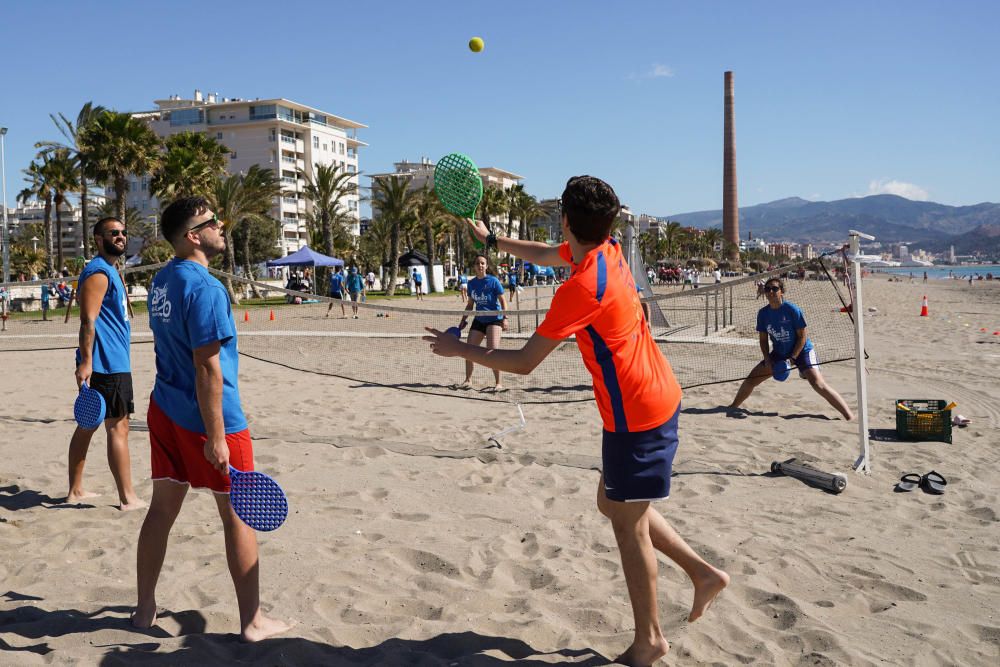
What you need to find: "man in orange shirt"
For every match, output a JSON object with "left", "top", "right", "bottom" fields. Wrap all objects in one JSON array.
[{"left": 425, "top": 176, "right": 728, "bottom": 666}]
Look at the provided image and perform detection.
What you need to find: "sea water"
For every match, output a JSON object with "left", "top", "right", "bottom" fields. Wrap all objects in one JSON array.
[{"left": 879, "top": 264, "right": 1000, "bottom": 280}]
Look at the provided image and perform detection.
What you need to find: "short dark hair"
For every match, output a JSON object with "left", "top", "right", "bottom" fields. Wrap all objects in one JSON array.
[
  {"left": 560, "top": 176, "right": 621, "bottom": 245},
  {"left": 161, "top": 196, "right": 211, "bottom": 245},
  {"left": 764, "top": 277, "right": 785, "bottom": 292},
  {"left": 93, "top": 216, "right": 123, "bottom": 237}
]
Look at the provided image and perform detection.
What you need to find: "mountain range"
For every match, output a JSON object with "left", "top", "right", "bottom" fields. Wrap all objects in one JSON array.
[{"left": 663, "top": 194, "right": 1000, "bottom": 255}]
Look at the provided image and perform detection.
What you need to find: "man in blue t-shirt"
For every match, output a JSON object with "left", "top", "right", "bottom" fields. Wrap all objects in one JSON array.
[
  {"left": 133, "top": 196, "right": 289, "bottom": 642},
  {"left": 412, "top": 268, "right": 424, "bottom": 301},
  {"left": 40, "top": 279, "right": 54, "bottom": 320},
  {"left": 68, "top": 216, "right": 143, "bottom": 510},
  {"left": 728, "top": 276, "right": 853, "bottom": 420},
  {"left": 325, "top": 266, "right": 346, "bottom": 318},
  {"left": 345, "top": 266, "right": 364, "bottom": 318}
]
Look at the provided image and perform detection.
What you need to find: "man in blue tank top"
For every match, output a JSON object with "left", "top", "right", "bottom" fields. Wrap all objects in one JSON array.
[
  {"left": 132, "top": 196, "right": 289, "bottom": 642},
  {"left": 68, "top": 216, "right": 144, "bottom": 510}
]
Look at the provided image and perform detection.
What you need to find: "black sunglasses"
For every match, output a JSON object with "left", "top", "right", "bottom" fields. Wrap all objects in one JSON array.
[
  {"left": 102, "top": 229, "right": 127, "bottom": 238},
  {"left": 765, "top": 286, "right": 782, "bottom": 293},
  {"left": 188, "top": 214, "right": 222, "bottom": 233}
]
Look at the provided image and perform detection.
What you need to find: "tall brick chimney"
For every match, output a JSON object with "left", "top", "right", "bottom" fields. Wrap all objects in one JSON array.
[{"left": 723, "top": 71, "right": 740, "bottom": 266}]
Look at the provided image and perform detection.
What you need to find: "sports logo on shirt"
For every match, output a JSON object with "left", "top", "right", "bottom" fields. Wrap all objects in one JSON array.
[{"left": 150, "top": 284, "right": 172, "bottom": 321}]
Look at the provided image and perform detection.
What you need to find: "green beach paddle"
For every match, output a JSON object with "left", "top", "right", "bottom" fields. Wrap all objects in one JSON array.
[{"left": 434, "top": 152, "right": 487, "bottom": 249}]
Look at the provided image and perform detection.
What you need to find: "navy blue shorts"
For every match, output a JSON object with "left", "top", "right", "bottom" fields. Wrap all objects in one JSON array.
[{"left": 602, "top": 407, "right": 679, "bottom": 502}]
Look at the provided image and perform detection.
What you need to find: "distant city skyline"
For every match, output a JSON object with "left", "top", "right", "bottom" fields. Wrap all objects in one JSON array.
[{"left": 1, "top": 1, "right": 997, "bottom": 218}]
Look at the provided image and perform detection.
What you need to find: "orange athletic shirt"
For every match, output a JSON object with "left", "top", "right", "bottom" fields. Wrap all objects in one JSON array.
[{"left": 536, "top": 239, "right": 681, "bottom": 432}]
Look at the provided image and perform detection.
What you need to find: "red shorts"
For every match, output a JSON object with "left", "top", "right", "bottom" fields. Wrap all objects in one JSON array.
[{"left": 148, "top": 398, "right": 254, "bottom": 493}]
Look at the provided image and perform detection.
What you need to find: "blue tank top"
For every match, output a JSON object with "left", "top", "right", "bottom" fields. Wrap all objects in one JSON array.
[{"left": 78, "top": 256, "right": 131, "bottom": 374}]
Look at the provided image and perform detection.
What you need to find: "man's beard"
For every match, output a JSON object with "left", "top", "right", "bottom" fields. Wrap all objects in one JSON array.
[{"left": 101, "top": 240, "right": 127, "bottom": 257}]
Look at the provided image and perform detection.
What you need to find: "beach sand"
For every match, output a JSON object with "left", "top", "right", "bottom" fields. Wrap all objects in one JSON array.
[{"left": 1, "top": 276, "right": 998, "bottom": 665}]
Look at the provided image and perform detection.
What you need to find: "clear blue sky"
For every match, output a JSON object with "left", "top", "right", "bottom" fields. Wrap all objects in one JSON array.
[{"left": 1, "top": 0, "right": 996, "bottom": 216}]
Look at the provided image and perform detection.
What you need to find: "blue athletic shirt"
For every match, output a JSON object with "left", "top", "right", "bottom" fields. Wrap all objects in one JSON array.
[
  {"left": 468, "top": 275, "right": 505, "bottom": 323},
  {"left": 329, "top": 272, "right": 344, "bottom": 295},
  {"left": 345, "top": 272, "right": 363, "bottom": 293},
  {"left": 757, "top": 301, "right": 813, "bottom": 359},
  {"left": 78, "top": 256, "right": 131, "bottom": 374},
  {"left": 148, "top": 258, "right": 247, "bottom": 434}
]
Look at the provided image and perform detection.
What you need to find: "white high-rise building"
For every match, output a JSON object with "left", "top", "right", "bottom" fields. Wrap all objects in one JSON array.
[
  {"left": 123, "top": 90, "right": 366, "bottom": 256},
  {"left": 368, "top": 158, "right": 523, "bottom": 233},
  {"left": 9, "top": 197, "right": 106, "bottom": 270}
]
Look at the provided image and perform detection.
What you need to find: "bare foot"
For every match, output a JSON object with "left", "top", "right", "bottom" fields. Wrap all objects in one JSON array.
[
  {"left": 131, "top": 606, "right": 157, "bottom": 629},
  {"left": 119, "top": 497, "right": 148, "bottom": 512},
  {"left": 615, "top": 637, "right": 669, "bottom": 666},
  {"left": 241, "top": 614, "right": 293, "bottom": 642},
  {"left": 688, "top": 566, "right": 730, "bottom": 622},
  {"left": 65, "top": 491, "right": 100, "bottom": 504}
]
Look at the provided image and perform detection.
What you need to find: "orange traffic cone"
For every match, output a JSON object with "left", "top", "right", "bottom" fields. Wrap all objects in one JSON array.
[
  {"left": 919, "top": 295, "right": 929, "bottom": 317},
  {"left": 244, "top": 310, "right": 249, "bottom": 322},
  {"left": 269, "top": 310, "right": 275, "bottom": 321}
]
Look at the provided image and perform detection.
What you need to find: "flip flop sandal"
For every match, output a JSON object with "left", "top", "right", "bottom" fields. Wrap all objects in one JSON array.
[
  {"left": 896, "top": 473, "right": 921, "bottom": 492},
  {"left": 920, "top": 470, "right": 947, "bottom": 494}
]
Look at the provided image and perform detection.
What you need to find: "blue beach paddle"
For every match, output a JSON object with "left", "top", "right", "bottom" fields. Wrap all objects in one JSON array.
[
  {"left": 771, "top": 359, "right": 792, "bottom": 382},
  {"left": 445, "top": 321, "right": 468, "bottom": 338},
  {"left": 229, "top": 466, "right": 288, "bottom": 532},
  {"left": 74, "top": 382, "right": 106, "bottom": 429}
]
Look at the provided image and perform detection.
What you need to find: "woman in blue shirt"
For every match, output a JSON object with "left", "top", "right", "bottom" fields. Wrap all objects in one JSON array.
[
  {"left": 457, "top": 254, "right": 508, "bottom": 392},
  {"left": 728, "top": 277, "right": 853, "bottom": 420}
]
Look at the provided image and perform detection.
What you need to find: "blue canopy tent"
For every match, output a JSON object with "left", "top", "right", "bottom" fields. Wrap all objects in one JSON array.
[{"left": 266, "top": 245, "right": 344, "bottom": 268}]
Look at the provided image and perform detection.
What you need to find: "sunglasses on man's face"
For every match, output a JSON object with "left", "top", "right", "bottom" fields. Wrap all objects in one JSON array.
[
  {"left": 765, "top": 286, "right": 782, "bottom": 293},
  {"left": 188, "top": 214, "right": 223, "bottom": 233},
  {"left": 103, "top": 229, "right": 127, "bottom": 238}
]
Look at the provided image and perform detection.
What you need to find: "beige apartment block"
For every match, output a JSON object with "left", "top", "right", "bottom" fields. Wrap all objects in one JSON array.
[
  {"left": 8, "top": 198, "right": 106, "bottom": 269},
  {"left": 368, "top": 157, "right": 524, "bottom": 235},
  {"left": 123, "top": 90, "right": 366, "bottom": 256}
]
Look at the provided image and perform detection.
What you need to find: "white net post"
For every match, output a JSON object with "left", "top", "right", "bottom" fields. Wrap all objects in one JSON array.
[{"left": 848, "top": 230, "right": 873, "bottom": 473}]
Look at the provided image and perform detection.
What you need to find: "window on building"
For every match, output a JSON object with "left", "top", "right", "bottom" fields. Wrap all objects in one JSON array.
[
  {"left": 313, "top": 136, "right": 319, "bottom": 149},
  {"left": 169, "top": 108, "right": 204, "bottom": 126},
  {"left": 216, "top": 132, "right": 223, "bottom": 140},
  {"left": 269, "top": 129, "right": 276, "bottom": 142},
  {"left": 230, "top": 151, "right": 237, "bottom": 159},
  {"left": 348, "top": 200, "right": 357, "bottom": 211},
  {"left": 323, "top": 144, "right": 328, "bottom": 151},
  {"left": 339, "top": 142, "right": 345, "bottom": 155},
  {"left": 249, "top": 104, "right": 277, "bottom": 120},
  {"left": 347, "top": 165, "right": 356, "bottom": 174}
]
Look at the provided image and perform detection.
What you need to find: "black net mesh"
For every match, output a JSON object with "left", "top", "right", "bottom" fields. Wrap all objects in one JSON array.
[{"left": 1, "top": 257, "right": 857, "bottom": 405}]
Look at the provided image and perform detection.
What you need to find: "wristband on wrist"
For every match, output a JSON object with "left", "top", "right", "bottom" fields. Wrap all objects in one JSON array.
[{"left": 486, "top": 233, "right": 497, "bottom": 249}]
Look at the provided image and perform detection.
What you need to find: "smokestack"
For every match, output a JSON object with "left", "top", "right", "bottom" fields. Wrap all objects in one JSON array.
[{"left": 723, "top": 71, "right": 740, "bottom": 266}]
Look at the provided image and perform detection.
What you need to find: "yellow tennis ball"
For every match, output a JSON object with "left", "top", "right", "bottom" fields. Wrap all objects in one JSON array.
[{"left": 469, "top": 37, "right": 484, "bottom": 53}]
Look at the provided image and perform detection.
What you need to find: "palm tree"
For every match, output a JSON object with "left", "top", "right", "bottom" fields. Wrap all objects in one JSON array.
[
  {"left": 213, "top": 166, "right": 282, "bottom": 303},
  {"left": 702, "top": 228, "right": 724, "bottom": 260},
  {"left": 36, "top": 102, "right": 107, "bottom": 259},
  {"left": 479, "top": 184, "right": 507, "bottom": 263},
  {"left": 662, "top": 221, "right": 682, "bottom": 259},
  {"left": 504, "top": 184, "right": 525, "bottom": 239},
  {"left": 412, "top": 186, "right": 452, "bottom": 293},
  {"left": 18, "top": 156, "right": 55, "bottom": 275},
  {"left": 512, "top": 191, "right": 548, "bottom": 281},
  {"left": 300, "top": 162, "right": 358, "bottom": 258},
  {"left": 150, "top": 132, "right": 230, "bottom": 203},
  {"left": 44, "top": 149, "right": 80, "bottom": 270},
  {"left": 371, "top": 175, "right": 417, "bottom": 296},
  {"left": 82, "top": 110, "right": 162, "bottom": 234}
]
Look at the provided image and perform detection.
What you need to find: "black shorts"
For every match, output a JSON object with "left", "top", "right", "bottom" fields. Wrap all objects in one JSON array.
[
  {"left": 89, "top": 371, "right": 134, "bottom": 419},
  {"left": 329, "top": 291, "right": 343, "bottom": 299},
  {"left": 470, "top": 318, "right": 502, "bottom": 335}
]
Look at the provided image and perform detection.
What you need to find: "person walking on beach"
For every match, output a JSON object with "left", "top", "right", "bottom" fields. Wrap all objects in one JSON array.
[
  {"left": 345, "top": 266, "right": 364, "bottom": 318},
  {"left": 325, "top": 266, "right": 346, "bottom": 318},
  {"left": 132, "top": 196, "right": 290, "bottom": 642},
  {"left": 425, "top": 176, "right": 729, "bottom": 666},
  {"left": 67, "top": 216, "right": 144, "bottom": 510},
  {"left": 455, "top": 253, "right": 508, "bottom": 392},
  {"left": 40, "top": 277, "right": 55, "bottom": 321},
  {"left": 728, "top": 277, "right": 854, "bottom": 420},
  {"left": 412, "top": 268, "right": 424, "bottom": 300}
]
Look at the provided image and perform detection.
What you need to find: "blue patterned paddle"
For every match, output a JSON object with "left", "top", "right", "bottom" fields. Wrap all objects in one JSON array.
[
  {"left": 229, "top": 466, "right": 288, "bottom": 532},
  {"left": 74, "top": 382, "right": 106, "bottom": 430}
]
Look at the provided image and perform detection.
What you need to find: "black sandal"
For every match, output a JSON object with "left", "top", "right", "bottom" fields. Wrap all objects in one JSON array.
[
  {"left": 920, "top": 470, "right": 947, "bottom": 495},
  {"left": 895, "top": 473, "right": 921, "bottom": 492}
]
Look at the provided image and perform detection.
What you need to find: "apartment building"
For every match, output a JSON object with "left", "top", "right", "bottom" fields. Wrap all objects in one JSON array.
[
  {"left": 125, "top": 90, "right": 366, "bottom": 256},
  {"left": 368, "top": 157, "right": 524, "bottom": 233},
  {"left": 9, "top": 198, "right": 106, "bottom": 268}
]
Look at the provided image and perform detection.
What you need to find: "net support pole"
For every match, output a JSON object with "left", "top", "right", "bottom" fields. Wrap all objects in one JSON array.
[
  {"left": 848, "top": 230, "right": 873, "bottom": 473},
  {"left": 487, "top": 403, "right": 526, "bottom": 448}
]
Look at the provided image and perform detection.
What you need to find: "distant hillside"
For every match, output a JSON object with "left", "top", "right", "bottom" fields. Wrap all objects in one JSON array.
[
  {"left": 925, "top": 223, "right": 1000, "bottom": 257},
  {"left": 663, "top": 195, "right": 1000, "bottom": 245}
]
